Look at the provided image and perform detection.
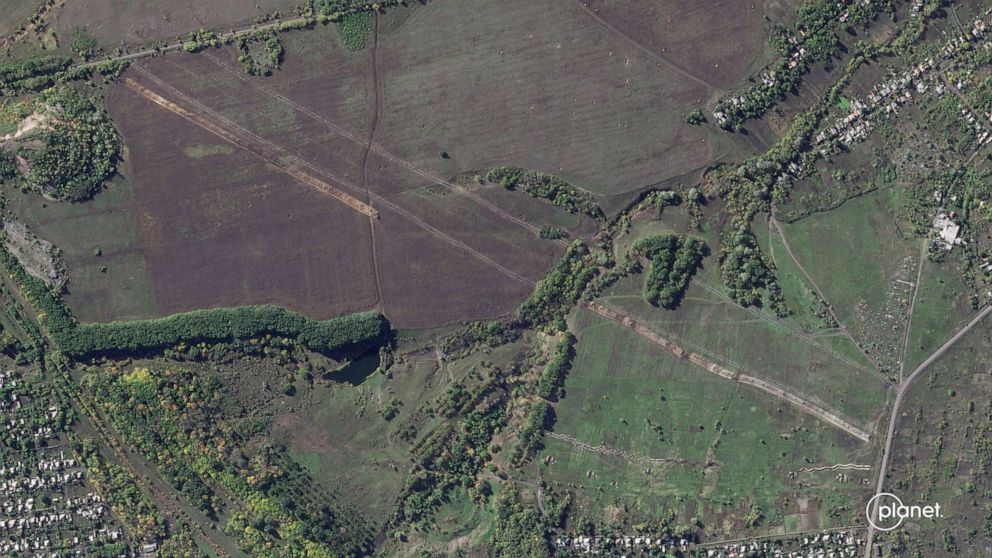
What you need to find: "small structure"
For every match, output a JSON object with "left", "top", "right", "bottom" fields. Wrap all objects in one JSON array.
[{"left": 933, "top": 213, "right": 964, "bottom": 249}]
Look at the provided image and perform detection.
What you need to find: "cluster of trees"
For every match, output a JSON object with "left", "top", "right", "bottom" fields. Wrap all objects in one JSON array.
[
  {"left": 511, "top": 400, "right": 552, "bottom": 466},
  {"left": 538, "top": 225, "right": 567, "bottom": 240},
  {"left": 438, "top": 319, "right": 519, "bottom": 358},
  {"left": 398, "top": 401, "right": 506, "bottom": 523},
  {"left": 714, "top": 0, "right": 887, "bottom": 130},
  {"left": 718, "top": 219, "right": 788, "bottom": 316},
  {"left": 485, "top": 166, "right": 605, "bottom": 220},
  {"left": 517, "top": 241, "right": 598, "bottom": 332},
  {"left": 632, "top": 234, "right": 707, "bottom": 309},
  {"left": 86, "top": 366, "right": 368, "bottom": 557},
  {"left": 236, "top": 34, "right": 284, "bottom": 76},
  {"left": 684, "top": 108, "right": 706, "bottom": 125},
  {"left": 78, "top": 438, "right": 173, "bottom": 544},
  {"left": 20, "top": 86, "right": 120, "bottom": 201},
  {"left": 491, "top": 492, "right": 556, "bottom": 558},
  {"left": 536, "top": 333, "right": 576, "bottom": 401},
  {"left": 337, "top": 11, "right": 374, "bottom": 50},
  {"left": 0, "top": 55, "right": 72, "bottom": 93}
]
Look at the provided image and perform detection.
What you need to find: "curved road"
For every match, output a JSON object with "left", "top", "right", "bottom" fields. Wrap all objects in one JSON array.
[{"left": 863, "top": 304, "right": 992, "bottom": 556}]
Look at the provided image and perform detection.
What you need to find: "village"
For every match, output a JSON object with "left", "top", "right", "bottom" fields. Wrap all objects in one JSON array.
[
  {"left": 699, "top": 530, "right": 866, "bottom": 558},
  {"left": 0, "top": 367, "right": 129, "bottom": 557}
]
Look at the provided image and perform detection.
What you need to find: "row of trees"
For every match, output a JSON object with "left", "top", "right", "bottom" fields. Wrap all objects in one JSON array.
[
  {"left": 536, "top": 332, "right": 576, "bottom": 401},
  {"left": 485, "top": 166, "right": 605, "bottom": 220},
  {"left": 0, "top": 239, "right": 391, "bottom": 360},
  {"left": 517, "top": 241, "right": 598, "bottom": 332}
]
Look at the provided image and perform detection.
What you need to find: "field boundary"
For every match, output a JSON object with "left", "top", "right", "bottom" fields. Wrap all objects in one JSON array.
[
  {"left": 545, "top": 431, "right": 700, "bottom": 467},
  {"left": 585, "top": 301, "right": 873, "bottom": 442}
]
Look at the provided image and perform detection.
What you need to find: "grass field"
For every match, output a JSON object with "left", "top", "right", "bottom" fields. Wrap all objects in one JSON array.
[
  {"left": 533, "top": 308, "right": 876, "bottom": 538},
  {"left": 881, "top": 324, "right": 992, "bottom": 557},
  {"left": 780, "top": 187, "right": 918, "bottom": 376},
  {"left": 7, "top": 182, "right": 159, "bottom": 322},
  {"left": 597, "top": 255, "right": 886, "bottom": 423},
  {"left": 901, "top": 258, "right": 975, "bottom": 373}
]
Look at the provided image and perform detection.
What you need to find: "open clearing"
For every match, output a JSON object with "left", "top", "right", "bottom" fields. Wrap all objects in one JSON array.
[
  {"left": 597, "top": 271, "right": 887, "bottom": 425},
  {"left": 781, "top": 188, "right": 919, "bottom": 375},
  {"left": 535, "top": 308, "right": 876, "bottom": 538}
]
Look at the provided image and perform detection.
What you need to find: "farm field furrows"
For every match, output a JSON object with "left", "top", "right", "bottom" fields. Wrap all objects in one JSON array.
[
  {"left": 87, "top": 33, "right": 566, "bottom": 328},
  {"left": 577, "top": 0, "right": 778, "bottom": 89},
  {"left": 368, "top": 0, "right": 757, "bottom": 211},
  {"left": 104, "top": 80, "right": 381, "bottom": 321}
]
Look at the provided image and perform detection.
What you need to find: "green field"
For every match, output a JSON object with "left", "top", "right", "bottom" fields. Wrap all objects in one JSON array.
[
  {"left": 901, "top": 258, "right": 975, "bottom": 373},
  {"left": 598, "top": 273, "right": 886, "bottom": 424},
  {"left": 7, "top": 181, "right": 157, "bottom": 322},
  {"left": 781, "top": 188, "right": 916, "bottom": 333},
  {"left": 533, "top": 308, "right": 875, "bottom": 537}
]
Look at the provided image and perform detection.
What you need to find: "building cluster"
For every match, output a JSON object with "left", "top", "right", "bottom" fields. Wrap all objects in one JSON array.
[
  {"left": 701, "top": 530, "right": 864, "bottom": 558},
  {"left": 554, "top": 533, "right": 691, "bottom": 555},
  {"left": 715, "top": 0, "right": 866, "bottom": 127},
  {"left": 933, "top": 212, "right": 965, "bottom": 249},
  {"left": 0, "top": 369, "right": 130, "bottom": 557},
  {"left": 819, "top": 7, "right": 992, "bottom": 152}
]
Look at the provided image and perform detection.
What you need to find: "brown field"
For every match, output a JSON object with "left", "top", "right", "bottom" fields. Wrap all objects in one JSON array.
[
  {"left": 25, "top": 0, "right": 777, "bottom": 328},
  {"left": 579, "top": 0, "right": 779, "bottom": 90},
  {"left": 107, "top": 83, "right": 380, "bottom": 320},
  {"left": 54, "top": 0, "right": 300, "bottom": 47}
]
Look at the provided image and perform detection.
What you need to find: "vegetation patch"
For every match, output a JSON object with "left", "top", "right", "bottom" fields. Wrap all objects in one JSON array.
[
  {"left": 19, "top": 86, "right": 120, "bottom": 201},
  {"left": 236, "top": 34, "right": 285, "bottom": 76},
  {"left": 337, "top": 10, "right": 374, "bottom": 50},
  {"left": 632, "top": 234, "right": 707, "bottom": 309},
  {"left": 485, "top": 166, "right": 604, "bottom": 220}
]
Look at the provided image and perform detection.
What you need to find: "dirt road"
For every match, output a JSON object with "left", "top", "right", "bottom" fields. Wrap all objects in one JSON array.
[{"left": 586, "top": 300, "right": 873, "bottom": 442}]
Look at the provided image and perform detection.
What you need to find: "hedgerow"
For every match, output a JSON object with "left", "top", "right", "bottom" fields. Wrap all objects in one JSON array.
[
  {"left": 0, "top": 242, "right": 389, "bottom": 359},
  {"left": 536, "top": 333, "right": 576, "bottom": 401},
  {"left": 485, "top": 166, "right": 604, "bottom": 220}
]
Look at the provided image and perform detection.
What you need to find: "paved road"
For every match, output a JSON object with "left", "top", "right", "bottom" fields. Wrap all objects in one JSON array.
[{"left": 863, "top": 304, "right": 992, "bottom": 556}]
